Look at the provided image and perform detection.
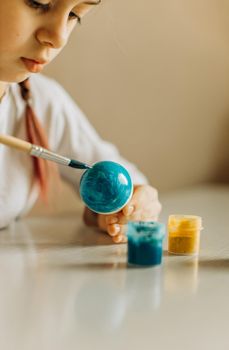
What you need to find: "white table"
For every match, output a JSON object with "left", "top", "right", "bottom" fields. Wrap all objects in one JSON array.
[{"left": 0, "top": 184, "right": 229, "bottom": 350}]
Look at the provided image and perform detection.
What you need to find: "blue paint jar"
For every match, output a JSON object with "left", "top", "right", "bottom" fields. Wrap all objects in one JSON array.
[
  {"left": 127, "top": 221, "right": 165, "bottom": 266},
  {"left": 79, "top": 161, "right": 133, "bottom": 214}
]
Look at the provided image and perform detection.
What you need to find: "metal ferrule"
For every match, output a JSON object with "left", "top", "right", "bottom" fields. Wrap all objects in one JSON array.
[{"left": 30, "top": 145, "right": 70, "bottom": 166}]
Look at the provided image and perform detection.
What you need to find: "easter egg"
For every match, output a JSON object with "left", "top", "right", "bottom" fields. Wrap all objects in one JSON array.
[{"left": 79, "top": 161, "right": 133, "bottom": 214}]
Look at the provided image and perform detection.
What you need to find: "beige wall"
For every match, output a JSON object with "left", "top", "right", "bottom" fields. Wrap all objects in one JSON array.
[{"left": 44, "top": 0, "right": 229, "bottom": 193}]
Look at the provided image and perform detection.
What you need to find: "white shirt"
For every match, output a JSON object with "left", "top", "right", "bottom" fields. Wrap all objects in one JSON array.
[{"left": 0, "top": 74, "right": 147, "bottom": 229}]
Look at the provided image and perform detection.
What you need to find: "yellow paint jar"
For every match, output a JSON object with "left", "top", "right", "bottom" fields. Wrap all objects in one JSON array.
[{"left": 168, "top": 215, "right": 203, "bottom": 255}]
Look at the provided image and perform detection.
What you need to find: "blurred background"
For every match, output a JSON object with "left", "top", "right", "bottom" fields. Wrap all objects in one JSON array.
[{"left": 31, "top": 0, "right": 229, "bottom": 214}]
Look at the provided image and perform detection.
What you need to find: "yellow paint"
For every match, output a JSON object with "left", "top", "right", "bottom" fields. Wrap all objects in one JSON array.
[{"left": 168, "top": 215, "right": 203, "bottom": 255}]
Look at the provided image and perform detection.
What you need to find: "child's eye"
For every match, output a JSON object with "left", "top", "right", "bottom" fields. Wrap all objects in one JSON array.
[
  {"left": 26, "top": 0, "right": 50, "bottom": 11},
  {"left": 69, "top": 12, "right": 81, "bottom": 24},
  {"left": 26, "top": 0, "right": 81, "bottom": 23}
]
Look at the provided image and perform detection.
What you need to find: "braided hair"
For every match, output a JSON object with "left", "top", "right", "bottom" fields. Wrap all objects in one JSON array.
[{"left": 18, "top": 78, "right": 58, "bottom": 200}]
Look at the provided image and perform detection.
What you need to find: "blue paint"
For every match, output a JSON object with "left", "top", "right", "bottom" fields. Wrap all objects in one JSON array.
[
  {"left": 79, "top": 161, "right": 133, "bottom": 214},
  {"left": 127, "top": 221, "right": 165, "bottom": 266}
]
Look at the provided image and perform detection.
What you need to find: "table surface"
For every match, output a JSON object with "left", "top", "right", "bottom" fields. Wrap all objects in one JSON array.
[{"left": 0, "top": 184, "right": 229, "bottom": 350}]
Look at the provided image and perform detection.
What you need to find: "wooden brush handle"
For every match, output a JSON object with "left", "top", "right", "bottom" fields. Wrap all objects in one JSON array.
[
  {"left": 0, "top": 134, "right": 91, "bottom": 169},
  {"left": 0, "top": 134, "right": 32, "bottom": 153}
]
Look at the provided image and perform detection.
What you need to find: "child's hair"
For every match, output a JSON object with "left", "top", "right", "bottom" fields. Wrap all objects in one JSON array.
[{"left": 19, "top": 78, "right": 58, "bottom": 200}]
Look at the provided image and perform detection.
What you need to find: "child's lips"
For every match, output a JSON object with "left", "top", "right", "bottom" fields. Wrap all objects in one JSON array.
[{"left": 21, "top": 57, "right": 48, "bottom": 73}]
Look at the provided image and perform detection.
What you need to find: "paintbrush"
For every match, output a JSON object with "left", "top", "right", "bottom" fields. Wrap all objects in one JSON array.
[{"left": 0, "top": 134, "right": 92, "bottom": 170}]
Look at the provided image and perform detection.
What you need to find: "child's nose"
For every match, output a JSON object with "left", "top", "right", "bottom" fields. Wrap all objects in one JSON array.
[{"left": 36, "top": 19, "right": 68, "bottom": 49}]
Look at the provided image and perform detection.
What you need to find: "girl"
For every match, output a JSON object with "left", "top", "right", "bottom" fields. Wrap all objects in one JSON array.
[{"left": 0, "top": 0, "right": 161, "bottom": 243}]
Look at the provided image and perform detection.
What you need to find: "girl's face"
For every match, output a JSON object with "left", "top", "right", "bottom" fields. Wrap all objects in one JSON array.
[{"left": 0, "top": 0, "right": 99, "bottom": 83}]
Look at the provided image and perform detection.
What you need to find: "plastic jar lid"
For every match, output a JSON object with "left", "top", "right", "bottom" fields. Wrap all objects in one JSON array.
[
  {"left": 127, "top": 221, "right": 166, "bottom": 243},
  {"left": 168, "top": 215, "right": 203, "bottom": 231}
]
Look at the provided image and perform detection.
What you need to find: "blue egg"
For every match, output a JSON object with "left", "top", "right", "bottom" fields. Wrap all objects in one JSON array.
[{"left": 79, "top": 161, "right": 133, "bottom": 214}]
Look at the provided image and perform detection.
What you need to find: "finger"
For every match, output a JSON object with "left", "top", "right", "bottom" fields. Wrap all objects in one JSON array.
[
  {"left": 107, "top": 223, "right": 121, "bottom": 237},
  {"left": 107, "top": 212, "right": 129, "bottom": 225},
  {"left": 113, "top": 232, "right": 128, "bottom": 244},
  {"left": 107, "top": 223, "right": 127, "bottom": 237},
  {"left": 122, "top": 203, "right": 135, "bottom": 217},
  {"left": 105, "top": 215, "right": 119, "bottom": 225}
]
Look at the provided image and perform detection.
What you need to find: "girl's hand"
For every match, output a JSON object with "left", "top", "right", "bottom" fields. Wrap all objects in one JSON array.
[{"left": 83, "top": 185, "right": 162, "bottom": 243}]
